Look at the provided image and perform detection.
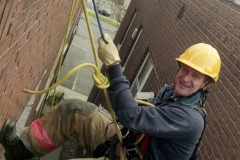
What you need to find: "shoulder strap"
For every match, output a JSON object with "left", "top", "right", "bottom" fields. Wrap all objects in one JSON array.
[
  {"left": 189, "top": 95, "right": 208, "bottom": 160},
  {"left": 192, "top": 104, "right": 206, "bottom": 120},
  {"left": 189, "top": 104, "right": 206, "bottom": 160},
  {"left": 174, "top": 90, "right": 210, "bottom": 160}
]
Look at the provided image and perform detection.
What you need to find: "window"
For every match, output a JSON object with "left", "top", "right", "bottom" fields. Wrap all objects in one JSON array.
[
  {"left": 117, "top": 9, "right": 137, "bottom": 50},
  {"left": 229, "top": 0, "right": 240, "bottom": 6},
  {"left": 122, "top": 25, "right": 143, "bottom": 70},
  {"left": 130, "top": 54, "right": 155, "bottom": 98}
]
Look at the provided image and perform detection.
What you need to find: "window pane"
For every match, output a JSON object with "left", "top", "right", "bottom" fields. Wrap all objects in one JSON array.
[
  {"left": 142, "top": 69, "right": 155, "bottom": 92},
  {"left": 138, "top": 56, "right": 152, "bottom": 85}
]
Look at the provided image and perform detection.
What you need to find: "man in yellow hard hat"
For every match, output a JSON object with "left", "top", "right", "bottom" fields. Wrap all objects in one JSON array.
[
  {"left": 97, "top": 34, "right": 221, "bottom": 160},
  {"left": 0, "top": 34, "right": 221, "bottom": 160}
]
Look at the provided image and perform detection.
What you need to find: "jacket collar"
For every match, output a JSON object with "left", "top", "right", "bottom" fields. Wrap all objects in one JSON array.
[{"left": 155, "top": 84, "right": 201, "bottom": 106}]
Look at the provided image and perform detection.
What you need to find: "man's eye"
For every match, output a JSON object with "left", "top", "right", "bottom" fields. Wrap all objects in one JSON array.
[
  {"left": 182, "top": 67, "right": 188, "bottom": 72},
  {"left": 193, "top": 74, "right": 199, "bottom": 79}
]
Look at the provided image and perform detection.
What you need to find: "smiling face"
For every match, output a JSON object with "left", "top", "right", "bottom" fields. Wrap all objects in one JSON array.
[{"left": 173, "top": 63, "right": 208, "bottom": 98}]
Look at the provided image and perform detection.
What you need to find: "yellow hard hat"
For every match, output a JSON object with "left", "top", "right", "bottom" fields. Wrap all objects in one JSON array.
[{"left": 176, "top": 43, "right": 221, "bottom": 83}]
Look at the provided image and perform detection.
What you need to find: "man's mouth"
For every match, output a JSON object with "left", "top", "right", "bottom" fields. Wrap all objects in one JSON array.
[{"left": 180, "top": 81, "right": 190, "bottom": 88}]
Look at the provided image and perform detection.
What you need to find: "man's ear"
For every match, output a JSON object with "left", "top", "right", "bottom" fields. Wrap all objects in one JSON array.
[
  {"left": 202, "top": 81, "right": 211, "bottom": 89},
  {"left": 203, "top": 75, "right": 214, "bottom": 89}
]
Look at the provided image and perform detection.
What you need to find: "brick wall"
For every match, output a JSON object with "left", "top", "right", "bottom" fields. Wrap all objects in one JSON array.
[
  {"left": 91, "top": 0, "right": 240, "bottom": 159},
  {"left": 0, "top": 0, "right": 82, "bottom": 128}
]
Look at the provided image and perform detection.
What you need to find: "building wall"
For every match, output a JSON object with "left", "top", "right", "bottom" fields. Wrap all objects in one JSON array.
[
  {"left": 91, "top": 0, "right": 240, "bottom": 159},
  {"left": 0, "top": 0, "right": 81, "bottom": 128}
]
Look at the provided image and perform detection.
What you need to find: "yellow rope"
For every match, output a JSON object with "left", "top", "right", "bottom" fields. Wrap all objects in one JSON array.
[
  {"left": 50, "top": 0, "right": 78, "bottom": 109},
  {"left": 23, "top": 0, "right": 155, "bottom": 145},
  {"left": 23, "top": 63, "right": 114, "bottom": 97},
  {"left": 82, "top": 0, "right": 100, "bottom": 71}
]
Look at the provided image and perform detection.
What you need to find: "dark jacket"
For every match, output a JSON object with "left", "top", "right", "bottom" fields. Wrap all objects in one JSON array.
[{"left": 107, "top": 64, "right": 204, "bottom": 160}]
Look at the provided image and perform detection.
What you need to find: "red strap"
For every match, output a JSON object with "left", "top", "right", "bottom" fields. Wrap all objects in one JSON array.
[
  {"left": 31, "top": 119, "right": 58, "bottom": 151},
  {"left": 135, "top": 134, "right": 150, "bottom": 152}
]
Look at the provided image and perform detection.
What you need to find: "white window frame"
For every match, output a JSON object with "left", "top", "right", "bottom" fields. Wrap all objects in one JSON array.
[
  {"left": 229, "top": 0, "right": 240, "bottom": 6},
  {"left": 130, "top": 54, "right": 154, "bottom": 98}
]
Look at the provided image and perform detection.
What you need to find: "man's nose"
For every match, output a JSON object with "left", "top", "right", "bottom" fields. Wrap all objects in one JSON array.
[{"left": 182, "top": 73, "right": 191, "bottom": 81}]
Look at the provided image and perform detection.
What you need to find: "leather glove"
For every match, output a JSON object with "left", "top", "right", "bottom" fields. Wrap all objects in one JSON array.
[{"left": 98, "top": 33, "right": 121, "bottom": 67}]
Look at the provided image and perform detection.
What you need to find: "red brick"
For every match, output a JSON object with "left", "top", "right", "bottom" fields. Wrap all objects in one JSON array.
[
  {"left": 12, "top": 1, "right": 27, "bottom": 18},
  {"left": 0, "top": 1, "right": 7, "bottom": 19},
  {"left": 227, "top": 106, "right": 238, "bottom": 122},
  {"left": 237, "top": 60, "right": 240, "bottom": 70},
  {"left": 214, "top": 109, "right": 223, "bottom": 122},
  {"left": 22, "top": 0, "right": 35, "bottom": 11},
  {"left": 237, "top": 95, "right": 240, "bottom": 105},
  {"left": 0, "top": 36, "right": 11, "bottom": 56},
  {"left": 10, "top": 22, "right": 27, "bottom": 47},
  {"left": 25, "top": 12, "right": 38, "bottom": 31},
  {"left": 226, "top": 145, "right": 238, "bottom": 160},
  {"left": 45, "top": 0, "right": 54, "bottom": 13},
  {"left": 220, "top": 120, "right": 229, "bottom": 135},
  {"left": 27, "top": 24, "right": 38, "bottom": 42},
  {"left": 235, "top": 12, "right": 240, "bottom": 21},
  {"left": 1, "top": 61, "right": 18, "bottom": 88},
  {"left": 205, "top": 141, "right": 213, "bottom": 155},
  {"left": 221, "top": 107, "right": 231, "bottom": 123},
  {"left": 229, "top": 74, "right": 239, "bottom": 86},
  {"left": 227, "top": 62, "right": 239, "bottom": 77},
  {"left": 236, "top": 145, "right": 240, "bottom": 159},
  {"left": 13, "top": 29, "right": 29, "bottom": 50},
  {"left": 233, "top": 19, "right": 240, "bottom": 30},
  {"left": 221, "top": 76, "right": 231, "bottom": 90},
  {"left": 36, "top": 0, "right": 46, "bottom": 10},
  {"left": 222, "top": 87, "right": 232, "bottom": 100},
  {"left": 228, "top": 97, "right": 238, "bottom": 110},
  {"left": 0, "top": 0, "right": 14, "bottom": 42},
  {"left": 216, "top": 90, "right": 225, "bottom": 101},
  {"left": 53, "top": 0, "right": 60, "bottom": 7},
  {"left": 24, "top": 1, "right": 39, "bottom": 21},
  {"left": 228, "top": 120, "right": 238, "bottom": 136},
  {"left": 8, "top": 12, "right": 26, "bottom": 36},
  {"left": 0, "top": 44, "right": 17, "bottom": 69},
  {"left": 15, "top": 43, "right": 29, "bottom": 68}
]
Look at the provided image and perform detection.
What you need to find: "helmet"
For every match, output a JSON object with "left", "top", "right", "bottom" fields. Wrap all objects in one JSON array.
[{"left": 176, "top": 43, "right": 221, "bottom": 83}]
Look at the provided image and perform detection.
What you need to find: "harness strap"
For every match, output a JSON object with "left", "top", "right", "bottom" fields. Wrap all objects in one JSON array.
[
  {"left": 173, "top": 90, "right": 208, "bottom": 160},
  {"left": 135, "top": 134, "right": 150, "bottom": 153},
  {"left": 125, "top": 140, "right": 140, "bottom": 160},
  {"left": 92, "top": 134, "right": 119, "bottom": 158},
  {"left": 189, "top": 103, "right": 206, "bottom": 160}
]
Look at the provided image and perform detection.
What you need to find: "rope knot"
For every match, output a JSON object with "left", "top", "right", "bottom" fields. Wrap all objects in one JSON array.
[{"left": 92, "top": 71, "right": 110, "bottom": 89}]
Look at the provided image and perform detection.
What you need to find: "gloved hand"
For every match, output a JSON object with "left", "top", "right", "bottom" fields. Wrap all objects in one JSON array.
[{"left": 98, "top": 33, "right": 121, "bottom": 67}]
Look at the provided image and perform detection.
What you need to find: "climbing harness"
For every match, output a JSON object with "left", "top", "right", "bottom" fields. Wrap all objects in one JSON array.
[
  {"left": 93, "top": 127, "right": 141, "bottom": 160},
  {"left": 23, "top": 0, "right": 151, "bottom": 148},
  {"left": 188, "top": 89, "right": 209, "bottom": 160}
]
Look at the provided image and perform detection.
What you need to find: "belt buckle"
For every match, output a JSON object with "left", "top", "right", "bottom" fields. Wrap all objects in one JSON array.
[
  {"left": 127, "top": 148, "right": 138, "bottom": 155},
  {"left": 126, "top": 147, "right": 139, "bottom": 160}
]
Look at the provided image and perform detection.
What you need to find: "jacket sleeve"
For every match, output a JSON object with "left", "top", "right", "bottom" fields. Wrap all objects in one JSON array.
[{"left": 107, "top": 64, "right": 204, "bottom": 139}]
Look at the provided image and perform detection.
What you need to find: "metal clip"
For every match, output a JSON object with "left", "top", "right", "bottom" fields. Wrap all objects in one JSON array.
[
  {"left": 126, "top": 148, "right": 140, "bottom": 160},
  {"left": 127, "top": 148, "right": 138, "bottom": 155}
]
